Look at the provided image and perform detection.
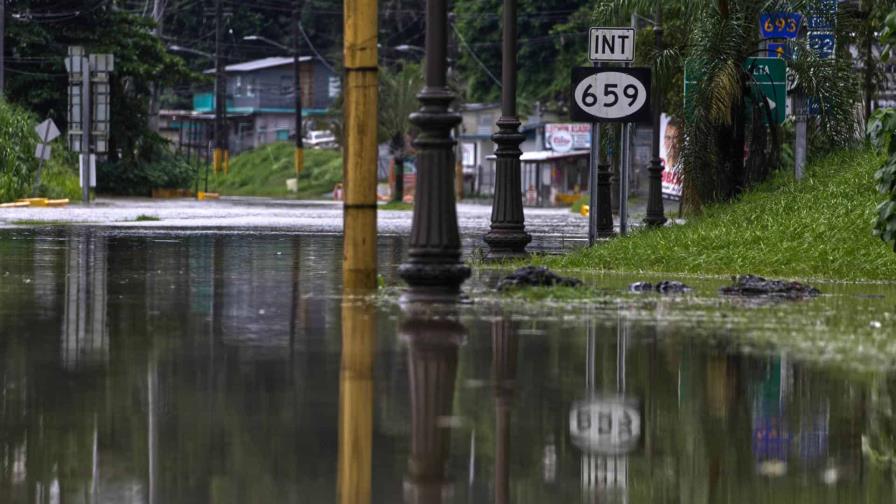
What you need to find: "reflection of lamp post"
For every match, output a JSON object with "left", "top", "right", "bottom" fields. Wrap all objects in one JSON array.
[
  {"left": 398, "top": 0, "right": 470, "bottom": 299},
  {"left": 492, "top": 316, "right": 518, "bottom": 504},
  {"left": 243, "top": 32, "right": 304, "bottom": 177},
  {"left": 400, "top": 311, "right": 465, "bottom": 504},
  {"left": 484, "top": 0, "right": 531, "bottom": 259},
  {"left": 643, "top": 0, "right": 667, "bottom": 227}
]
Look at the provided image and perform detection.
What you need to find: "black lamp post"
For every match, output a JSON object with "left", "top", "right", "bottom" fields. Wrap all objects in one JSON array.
[
  {"left": 643, "top": 0, "right": 667, "bottom": 227},
  {"left": 398, "top": 0, "right": 470, "bottom": 298},
  {"left": 484, "top": 0, "right": 531, "bottom": 259}
]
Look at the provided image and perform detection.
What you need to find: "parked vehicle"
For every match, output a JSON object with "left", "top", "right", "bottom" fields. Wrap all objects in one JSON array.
[{"left": 304, "top": 130, "right": 338, "bottom": 149}]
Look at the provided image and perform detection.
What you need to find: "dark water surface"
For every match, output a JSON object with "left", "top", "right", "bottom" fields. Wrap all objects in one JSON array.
[{"left": 1, "top": 229, "right": 894, "bottom": 503}]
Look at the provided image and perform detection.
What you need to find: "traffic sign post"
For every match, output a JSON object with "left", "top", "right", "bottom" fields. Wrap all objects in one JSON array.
[{"left": 581, "top": 26, "right": 652, "bottom": 243}]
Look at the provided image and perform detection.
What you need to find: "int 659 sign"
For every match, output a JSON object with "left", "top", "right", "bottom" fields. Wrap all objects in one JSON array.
[{"left": 570, "top": 67, "right": 652, "bottom": 124}]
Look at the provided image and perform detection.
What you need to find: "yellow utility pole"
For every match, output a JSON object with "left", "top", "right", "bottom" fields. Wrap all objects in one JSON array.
[
  {"left": 342, "top": 0, "right": 379, "bottom": 292},
  {"left": 336, "top": 299, "right": 375, "bottom": 504}
]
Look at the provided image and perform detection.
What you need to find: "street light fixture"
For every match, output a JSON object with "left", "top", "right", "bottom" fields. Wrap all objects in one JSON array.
[
  {"left": 243, "top": 27, "right": 305, "bottom": 178},
  {"left": 168, "top": 45, "right": 213, "bottom": 59}
]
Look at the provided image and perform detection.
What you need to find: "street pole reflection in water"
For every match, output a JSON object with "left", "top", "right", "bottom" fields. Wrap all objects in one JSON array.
[
  {"left": 400, "top": 306, "right": 465, "bottom": 504},
  {"left": 337, "top": 297, "right": 376, "bottom": 504},
  {"left": 492, "top": 314, "right": 518, "bottom": 504},
  {"left": 62, "top": 233, "right": 108, "bottom": 370}
]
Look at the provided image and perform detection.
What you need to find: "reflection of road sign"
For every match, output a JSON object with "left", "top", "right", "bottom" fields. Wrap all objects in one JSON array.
[
  {"left": 759, "top": 12, "right": 801, "bottom": 39},
  {"left": 808, "top": 33, "right": 835, "bottom": 60},
  {"left": 35, "top": 119, "right": 61, "bottom": 143},
  {"left": 768, "top": 43, "right": 792, "bottom": 60},
  {"left": 588, "top": 27, "right": 635, "bottom": 62},
  {"left": 571, "top": 67, "right": 651, "bottom": 124},
  {"left": 570, "top": 397, "right": 641, "bottom": 455}
]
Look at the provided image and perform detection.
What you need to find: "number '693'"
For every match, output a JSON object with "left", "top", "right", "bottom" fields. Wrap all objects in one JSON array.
[{"left": 574, "top": 72, "right": 647, "bottom": 120}]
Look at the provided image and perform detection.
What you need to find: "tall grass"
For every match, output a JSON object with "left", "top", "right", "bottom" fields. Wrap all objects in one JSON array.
[
  {"left": 209, "top": 142, "right": 342, "bottom": 199},
  {"left": 534, "top": 148, "right": 896, "bottom": 281}
]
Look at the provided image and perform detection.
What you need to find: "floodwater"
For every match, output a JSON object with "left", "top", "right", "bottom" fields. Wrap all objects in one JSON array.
[{"left": 1, "top": 228, "right": 894, "bottom": 503}]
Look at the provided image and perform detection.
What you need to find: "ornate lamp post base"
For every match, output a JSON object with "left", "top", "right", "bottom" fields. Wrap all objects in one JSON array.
[
  {"left": 484, "top": 116, "right": 531, "bottom": 260},
  {"left": 596, "top": 163, "right": 615, "bottom": 238},
  {"left": 643, "top": 159, "right": 667, "bottom": 227}
]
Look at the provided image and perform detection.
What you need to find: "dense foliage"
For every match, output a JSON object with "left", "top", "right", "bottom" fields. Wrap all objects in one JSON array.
[
  {"left": 96, "top": 140, "right": 195, "bottom": 196},
  {"left": 0, "top": 98, "right": 80, "bottom": 202},
  {"left": 870, "top": 9, "right": 896, "bottom": 253}
]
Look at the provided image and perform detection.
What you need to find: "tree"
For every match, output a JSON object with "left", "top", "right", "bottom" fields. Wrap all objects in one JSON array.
[
  {"left": 869, "top": 10, "right": 896, "bottom": 253},
  {"left": 379, "top": 62, "right": 424, "bottom": 201}
]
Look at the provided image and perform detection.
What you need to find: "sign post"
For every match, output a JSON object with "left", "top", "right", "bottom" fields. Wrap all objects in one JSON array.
[
  {"left": 583, "top": 27, "right": 641, "bottom": 243},
  {"left": 32, "top": 118, "right": 61, "bottom": 192}
]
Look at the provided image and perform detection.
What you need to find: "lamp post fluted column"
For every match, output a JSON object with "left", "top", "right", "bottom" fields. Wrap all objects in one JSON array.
[
  {"left": 643, "top": 1, "right": 667, "bottom": 227},
  {"left": 484, "top": 0, "right": 531, "bottom": 259},
  {"left": 399, "top": 0, "right": 470, "bottom": 298}
]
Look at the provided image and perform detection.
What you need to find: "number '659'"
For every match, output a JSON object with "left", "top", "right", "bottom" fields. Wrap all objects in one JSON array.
[{"left": 574, "top": 72, "right": 647, "bottom": 120}]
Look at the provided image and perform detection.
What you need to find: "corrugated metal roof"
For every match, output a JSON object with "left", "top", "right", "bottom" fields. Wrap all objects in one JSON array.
[{"left": 203, "top": 56, "right": 313, "bottom": 74}]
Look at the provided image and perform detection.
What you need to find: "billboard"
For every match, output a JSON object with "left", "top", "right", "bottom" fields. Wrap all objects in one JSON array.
[
  {"left": 545, "top": 123, "right": 592, "bottom": 152},
  {"left": 660, "top": 114, "right": 683, "bottom": 200}
]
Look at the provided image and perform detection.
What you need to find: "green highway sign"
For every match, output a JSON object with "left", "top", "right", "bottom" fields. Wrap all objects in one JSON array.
[{"left": 684, "top": 57, "right": 787, "bottom": 125}]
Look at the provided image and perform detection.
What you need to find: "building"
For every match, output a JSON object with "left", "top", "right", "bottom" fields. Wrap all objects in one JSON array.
[{"left": 160, "top": 56, "right": 339, "bottom": 155}]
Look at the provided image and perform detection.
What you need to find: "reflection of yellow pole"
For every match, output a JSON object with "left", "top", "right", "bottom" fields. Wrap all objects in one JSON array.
[
  {"left": 337, "top": 299, "right": 376, "bottom": 504},
  {"left": 342, "top": 0, "right": 379, "bottom": 292}
]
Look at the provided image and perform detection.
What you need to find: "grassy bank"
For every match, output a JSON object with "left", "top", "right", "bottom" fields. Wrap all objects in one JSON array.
[
  {"left": 208, "top": 142, "right": 342, "bottom": 199},
  {"left": 532, "top": 148, "right": 896, "bottom": 282}
]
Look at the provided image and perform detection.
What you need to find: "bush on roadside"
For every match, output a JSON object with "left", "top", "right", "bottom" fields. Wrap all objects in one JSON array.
[
  {"left": 98, "top": 138, "right": 195, "bottom": 196},
  {"left": 35, "top": 141, "right": 81, "bottom": 200},
  {"left": 0, "top": 99, "right": 39, "bottom": 202}
]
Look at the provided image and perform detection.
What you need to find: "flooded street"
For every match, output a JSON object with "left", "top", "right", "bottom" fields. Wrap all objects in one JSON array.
[{"left": 1, "top": 228, "right": 894, "bottom": 503}]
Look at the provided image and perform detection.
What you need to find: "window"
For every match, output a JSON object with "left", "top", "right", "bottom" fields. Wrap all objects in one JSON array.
[
  {"left": 247, "top": 77, "right": 257, "bottom": 97},
  {"left": 234, "top": 76, "right": 243, "bottom": 97}
]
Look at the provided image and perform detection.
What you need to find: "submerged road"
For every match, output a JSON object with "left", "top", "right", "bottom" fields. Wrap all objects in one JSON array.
[{"left": 0, "top": 196, "right": 596, "bottom": 252}]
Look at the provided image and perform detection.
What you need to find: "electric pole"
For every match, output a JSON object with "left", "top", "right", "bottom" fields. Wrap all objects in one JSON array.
[
  {"left": 213, "top": 0, "right": 227, "bottom": 174},
  {"left": 1, "top": 0, "right": 5, "bottom": 97},
  {"left": 292, "top": 2, "right": 304, "bottom": 177}
]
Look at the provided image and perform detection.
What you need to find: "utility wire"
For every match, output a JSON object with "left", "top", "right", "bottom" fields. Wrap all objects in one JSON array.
[
  {"left": 450, "top": 22, "right": 501, "bottom": 88},
  {"left": 298, "top": 22, "right": 336, "bottom": 72}
]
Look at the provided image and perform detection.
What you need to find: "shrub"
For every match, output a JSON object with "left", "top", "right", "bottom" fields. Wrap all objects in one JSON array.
[
  {"left": 0, "top": 99, "right": 39, "bottom": 202},
  {"left": 98, "top": 139, "right": 195, "bottom": 196}
]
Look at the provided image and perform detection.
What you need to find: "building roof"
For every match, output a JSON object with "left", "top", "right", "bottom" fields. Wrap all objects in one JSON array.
[{"left": 204, "top": 56, "right": 313, "bottom": 74}]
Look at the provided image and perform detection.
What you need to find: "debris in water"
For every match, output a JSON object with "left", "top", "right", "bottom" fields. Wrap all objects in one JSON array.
[
  {"left": 720, "top": 275, "right": 820, "bottom": 298},
  {"left": 629, "top": 281, "right": 692, "bottom": 293},
  {"left": 497, "top": 266, "right": 582, "bottom": 291}
]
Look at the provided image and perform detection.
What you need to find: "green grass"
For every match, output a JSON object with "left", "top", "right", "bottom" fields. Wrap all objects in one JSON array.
[
  {"left": 208, "top": 142, "right": 342, "bottom": 199},
  {"left": 379, "top": 201, "right": 413, "bottom": 211},
  {"left": 134, "top": 215, "right": 160, "bottom": 222},
  {"left": 532, "top": 148, "right": 896, "bottom": 282}
]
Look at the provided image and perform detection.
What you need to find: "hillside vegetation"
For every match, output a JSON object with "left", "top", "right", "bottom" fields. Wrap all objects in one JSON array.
[
  {"left": 533, "top": 148, "right": 896, "bottom": 282},
  {"left": 209, "top": 143, "right": 342, "bottom": 199}
]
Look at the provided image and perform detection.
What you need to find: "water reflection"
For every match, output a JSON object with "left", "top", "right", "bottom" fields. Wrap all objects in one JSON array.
[{"left": 0, "top": 229, "right": 893, "bottom": 503}]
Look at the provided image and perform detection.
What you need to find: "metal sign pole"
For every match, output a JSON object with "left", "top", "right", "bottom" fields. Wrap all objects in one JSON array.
[
  {"left": 588, "top": 63, "right": 601, "bottom": 246},
  {"left": 620, "top": 123, "right": 629, "bottom": 235},
  {"left": 81, "top": 58, "right": 91, "bottom": 204}
]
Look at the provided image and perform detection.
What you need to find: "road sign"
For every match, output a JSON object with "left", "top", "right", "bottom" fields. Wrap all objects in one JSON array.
[
  {"left": 34, "top": 144, "right": 52, "bottom": 161},
  {"left": 570, "top": 397, "right": 641, "bottom": 455},
  {"left": 808, "top": 32, "right": 836, "bottom": 60},
  {"left": 685, "top": 58, "right": 786, "bottom": 124},
  {"left": 571, "top": 67, "right": 651, "bottom": 123},
  {"left": 768, "top": 43, "right": 792, "bottom": 60},
  {"left": 808, "top": 0, "right": 837, "bottom": 31},
  {"left": 35, "top": 119, "right": 61, "bottom": 143},
  {"left": 759, "top": 12, "right": 801, "bottom": 39},
  {"left": 744, "top": 57, "right": 787, "bottom": 125},
  {"left": 588, "top": 28, "right": 635, "bottom": 62}
]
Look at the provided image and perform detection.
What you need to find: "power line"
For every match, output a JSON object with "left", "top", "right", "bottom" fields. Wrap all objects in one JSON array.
[{"left": 450, "top": 22, "right": 501, "bottom": 88}]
